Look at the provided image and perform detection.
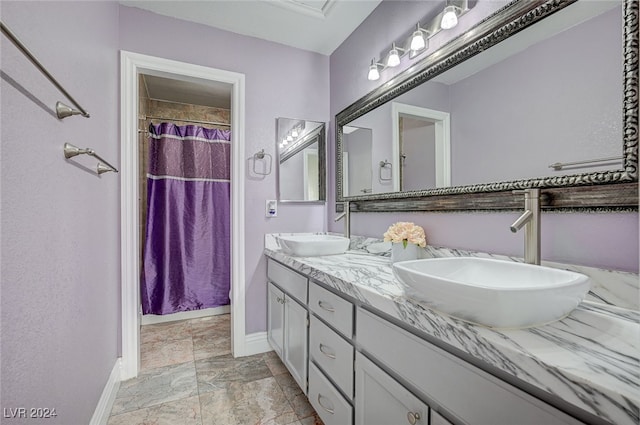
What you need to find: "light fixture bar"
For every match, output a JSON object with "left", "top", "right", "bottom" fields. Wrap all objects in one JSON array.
[{"left": 368, "top": 0, "right": 474, "bottom": 77}]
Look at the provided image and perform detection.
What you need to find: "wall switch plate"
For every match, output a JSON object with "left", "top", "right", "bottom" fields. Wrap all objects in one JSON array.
[{"left": 266, "top": 200, "right": 277, "bottom": 217}]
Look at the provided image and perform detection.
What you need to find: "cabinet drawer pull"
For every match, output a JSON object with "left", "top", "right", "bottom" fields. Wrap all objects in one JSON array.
[
  {"left": 319, "top": 343, "right": 336, "bottom": 359},
  {"left": 407, "top": 411, "right": 421, "bottom": 424},
  {"left": 318, "top": 300, "right": 335, "bottom": 313},
  {"left": 317, "top": 394, "right": 335, "bottom": 415}
]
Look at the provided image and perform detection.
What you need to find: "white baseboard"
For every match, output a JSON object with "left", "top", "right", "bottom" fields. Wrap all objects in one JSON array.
[
  {"left": 90, "top": 358, "right": 122, "bottom": 425},
  {"left": 243, "top": 331, "right": 272, "bottom": 356},
  {"left": 141, "top": 305, "right": 231, "bottom": 325}
]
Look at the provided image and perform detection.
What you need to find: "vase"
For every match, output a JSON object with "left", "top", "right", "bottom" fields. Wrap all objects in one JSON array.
[{"left": 391, "top": 242, "right": 419, "bottom": 263}]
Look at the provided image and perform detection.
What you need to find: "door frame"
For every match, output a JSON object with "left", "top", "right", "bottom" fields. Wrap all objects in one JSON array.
[{"left": 120, "top": 51, "right": 246, "bottom": 380}]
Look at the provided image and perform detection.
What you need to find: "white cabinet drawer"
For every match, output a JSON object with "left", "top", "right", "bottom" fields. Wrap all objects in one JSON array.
[
  {"left": 267, "top": 259, "right": 307, "bottom": 304},
  {"left": 355, "top": 352, "right": 429, "bottom": 425},
  {"left": 309, "top": 281, "right": 353, "bottom": 338},
  {"left": 356, "top": 308, "right": 583, "bottom": 425},
  {"left": 309, "top": 362, "right": 353, "bottom": 425},
  {"left": 310, "top": 314, "right": 354, "bottom": 399}
]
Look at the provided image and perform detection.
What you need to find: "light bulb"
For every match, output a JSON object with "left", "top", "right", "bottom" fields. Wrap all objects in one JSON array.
[
  {"left": 441, "top": 5, "right": 459, "bottom": 30},
  {"left": 286, "top": 135, "right": 293, "bottom": 142},
  {"left": 367, "top": 60, "right": 380, "bottom": 81},
  {"left": 292, "top": 129, "right": 299, "bottom": 137},
  {"left": 410, "top": 30, "right": 426, "bottom": 51},
  {"left": 387, "top": 47, "right": 400, "bottom": 67}
]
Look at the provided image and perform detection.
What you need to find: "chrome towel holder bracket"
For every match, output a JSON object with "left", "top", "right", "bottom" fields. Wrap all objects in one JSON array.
[{"left": 63, "top": 143, "right": 119, "bottom": 175}]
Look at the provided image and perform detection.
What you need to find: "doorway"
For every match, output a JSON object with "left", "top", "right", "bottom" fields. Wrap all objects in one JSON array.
[
  {"left": 120, "top": 51, "right": 246, "bottom": 380},
  {"left": 138, "top": 73, "right": 232, "bottom": 324},
  {"left": 391, "top": 102, "right": 451, "bottom": 191}
]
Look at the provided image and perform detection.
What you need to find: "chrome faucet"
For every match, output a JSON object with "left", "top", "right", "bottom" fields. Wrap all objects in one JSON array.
[
  {"left": 334, "top": 201, "right": 350, "bottom": 239},
  {"left": 510, "top": 189, "right": 541, "bottom": 265}
]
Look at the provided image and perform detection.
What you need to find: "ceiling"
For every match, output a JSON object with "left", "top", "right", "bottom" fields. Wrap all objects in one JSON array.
[
  {"left": 134, "top": 0, "right": 382, "bottom": 108},
  {"left": 120, "top": 0, "right": 382, "bottom": 55}
]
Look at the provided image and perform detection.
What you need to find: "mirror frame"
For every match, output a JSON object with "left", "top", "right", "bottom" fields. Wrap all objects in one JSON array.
[
  {"left": 276, "top": 118, "right": 327, "bottom": 203},
  {"left": 336, "top": 0, "right": 638, "bottom": 212}
]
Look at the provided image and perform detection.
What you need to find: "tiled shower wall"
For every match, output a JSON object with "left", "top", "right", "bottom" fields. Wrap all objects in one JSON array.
[{"left": 137, "top": 75, "right": 230, "bottom": 270}]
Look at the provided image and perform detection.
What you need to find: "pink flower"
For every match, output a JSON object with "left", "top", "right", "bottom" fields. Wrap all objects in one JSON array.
[{"left": 383, "top": 222, "right": 426, "bottom": 248}]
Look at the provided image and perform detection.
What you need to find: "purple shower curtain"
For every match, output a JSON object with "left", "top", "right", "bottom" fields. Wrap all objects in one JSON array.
[{"left": 141, "top": 123, "right": 231, "bottom": 315}]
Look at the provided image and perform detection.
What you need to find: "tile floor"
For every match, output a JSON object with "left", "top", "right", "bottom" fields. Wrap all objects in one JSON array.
[{"left": 108, "top": 314, "right": 323, "bottom": 425}]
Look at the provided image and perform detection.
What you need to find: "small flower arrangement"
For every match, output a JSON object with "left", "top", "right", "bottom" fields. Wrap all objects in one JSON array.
[{"left": 383, "top": 222, "right": 426, "bottom": 249}]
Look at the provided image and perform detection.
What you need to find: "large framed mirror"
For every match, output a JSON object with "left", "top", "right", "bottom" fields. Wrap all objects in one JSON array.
[
  {"left": 277, "top": 118, "right": 326, "bottom": 202},
  {"left": 336, "top": 0, "right": 638, "bottom": 212}
]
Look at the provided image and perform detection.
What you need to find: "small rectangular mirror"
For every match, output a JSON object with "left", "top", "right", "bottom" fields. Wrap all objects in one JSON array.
[{"left": 276, "top": 118, "right": 326, "bottom": 202}]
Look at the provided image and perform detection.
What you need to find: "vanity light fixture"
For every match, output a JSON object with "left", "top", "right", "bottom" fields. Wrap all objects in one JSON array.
[
  {"left": 368, "top": 58, "right": 382, "bottom": 81},
  {"left": 366, "top": 0, "right": 473, "bottom": 80},
  {"left": 410, "top": 23, "right": 429, "bottom": 52},
  {"left": 290, "top": 121, "right": 305, "bottom": 138},
  {"left": 386, "top": 43, "right": 405, "bottom": 68},
  {"left": 441, "top": 4, "right": 460, "bottom": 30}
]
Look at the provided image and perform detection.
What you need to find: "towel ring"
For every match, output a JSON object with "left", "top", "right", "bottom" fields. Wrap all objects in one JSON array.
[
  {"left": 379, "top": 159, "right": 392, "bottom": 181},
  {"left": 253, "top": 149, "right": 272, "bottom": 176}
]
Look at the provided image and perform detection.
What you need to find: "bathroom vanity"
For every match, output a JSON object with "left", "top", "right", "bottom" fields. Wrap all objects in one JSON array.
[{"left": 264, "top": 235, "right": 639, "bottom": 425}]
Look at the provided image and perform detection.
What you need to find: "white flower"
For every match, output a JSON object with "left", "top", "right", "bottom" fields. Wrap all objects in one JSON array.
[{"left": 383, "top": 222, "right": 426, "bottom": 248}]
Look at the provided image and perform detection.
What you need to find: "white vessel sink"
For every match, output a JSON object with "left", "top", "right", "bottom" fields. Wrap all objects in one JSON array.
[
  {"left": 393, "top": 257, "right": 590, "bottom": 329},
  {"left": 278, "top": 234, "right": 350, "bottom": 257}
]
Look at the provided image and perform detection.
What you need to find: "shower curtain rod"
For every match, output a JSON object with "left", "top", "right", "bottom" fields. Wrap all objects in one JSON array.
[{"left": 142, "top": 115, "right": 230, "bottom": 127}]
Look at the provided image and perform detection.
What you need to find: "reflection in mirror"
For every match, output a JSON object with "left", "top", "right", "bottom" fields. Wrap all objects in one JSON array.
[
  {"left": 447, "top": 1, "right": 621, "bottom": 186},
  {"left": 337, "top": 0, "right": 632, "bottom": 202},
  {"left": 392, "top": 103, "right": 451, "bottom": 192},
  {"left": 342, "top": 126, "right": 373, "bottom": 196},
  {"left": 277, "top": 118, "right": 326, "bottom": 202}
]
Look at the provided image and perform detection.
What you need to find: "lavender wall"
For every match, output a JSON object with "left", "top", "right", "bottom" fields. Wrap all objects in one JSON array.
[
  {"left": 1, "top": 2, "right": 120, "bottom": 424},
  {"left": 329, "top": 0, "right": 638, "bottom": 272},
  {"left": 118, "top": 6, "right": 330, "bottom": 333}
]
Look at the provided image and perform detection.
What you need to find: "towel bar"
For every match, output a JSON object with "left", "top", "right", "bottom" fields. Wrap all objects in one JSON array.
[
  {"left": 63, "top": 143, "right": 118, "bottom": 174},
  {"left": 1, "top": 21, "right": 90, "bottom": 119}
]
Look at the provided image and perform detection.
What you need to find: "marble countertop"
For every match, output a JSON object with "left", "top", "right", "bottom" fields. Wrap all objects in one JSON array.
[{"left": 264, "top": 235, "right": 639, "bottom": 425}]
